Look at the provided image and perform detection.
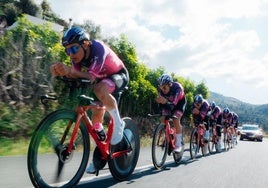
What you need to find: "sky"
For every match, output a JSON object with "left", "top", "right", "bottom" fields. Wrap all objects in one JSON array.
[{"left": 36, "top": 0, "right": 268, "bottom": 105}]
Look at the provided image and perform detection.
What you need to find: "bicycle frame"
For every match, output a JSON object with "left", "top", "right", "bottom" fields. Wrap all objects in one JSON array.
[
  {"left": 65, "top": 101, "right": 131, "bottom": 162},
  {"left": 164, "top": 116, "right": 176, "bottom": 150},
  {"left": 195, "top": 123, "right": 205, "bottom": 147},
  {"left": 210, "top": 122, "right": 220, "bottom": 144},
  {"left": 149, "top": 114, "right": 176, "bottom": 151}
]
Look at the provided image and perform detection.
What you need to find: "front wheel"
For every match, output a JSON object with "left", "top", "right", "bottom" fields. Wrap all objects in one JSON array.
[
  {"left": 190, "top": 128, "right": 199, "bottom": 159},
  {"left": 151, "top": 123, "right": 168, "bottom": 170},
  {"left": 108, "top": 117, "right": 140, "bottom": 181},
  {"left": 27, "top": 109, "right": 90, "bottom": 188},
  {"left": 223, "top": 132, "right": 230, "bottom": 151}
]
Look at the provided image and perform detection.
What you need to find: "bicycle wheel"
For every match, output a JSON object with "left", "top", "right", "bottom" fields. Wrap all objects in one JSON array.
[
  {"left": 201, "top": 141, "right": 209, "bottom": 156},
  {"left": 108, "top": 117, "right": 140, "bottom": 181},
  {"left": 151, "top": 123, "right": 168, "bottom": 169},
  {"left": 208, "top": 128, "right": 216, "bottom": 154},
  {"left": 27, "top": 109, "right": 90, "bottom": 188},
  {"left": 190, "top": 128, "right": 199, "bottom": 159},
  {"left": 223, "top": 132, "right": 230, "bottom": 151},
  {"left": 173, "top": 141, "right": 184, "bottom": 164}
]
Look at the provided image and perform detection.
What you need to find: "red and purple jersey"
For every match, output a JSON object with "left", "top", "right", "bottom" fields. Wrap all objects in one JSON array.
[
  {"left": 221, "top": 112, "right": 233, "bottom": 125},
  {"left": 72, "top": 40, "right": 125, "bottom": 79},
  {"left": 211, "top": 105, "right": 222, "bottom": 120},
  {"left": 158, "top": 82, "right": 185, "bottom": 106},
  {"left": 192, "top": 99, "right": 210, "bottom": 121},
  {"left": 232, "top": 112, "right": 239, "bottom": 124}
]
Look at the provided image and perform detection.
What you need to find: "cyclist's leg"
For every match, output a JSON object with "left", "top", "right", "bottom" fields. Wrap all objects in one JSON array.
[
  {"left": 86, "top": 106, "right": 106, "bottom": 174},
  {"left": 216, "top": 124, "right": 222, "bottom": 151},
  {"left": 173, "top": 117, "right": 182, "bottom": 152},
  {"left": 94, "top": 80, "right": 124, "bottom": 145},
  {"left": 173, "top": 98, "right": 186, "bottom": 152},
  {"left": 97, "top": 69, "right": 129, "bottom": 146},
  {"left": 204, "top": 116, "right": 210, "bottom": 140}
]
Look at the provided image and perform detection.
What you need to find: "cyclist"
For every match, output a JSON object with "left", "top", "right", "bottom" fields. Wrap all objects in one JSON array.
[
  {"left": 192, "top": 94, "right": 210, "bottom": 141},
  {"left": 209, "top": 101, "right": 222, "bottom": 151},
  {"left": 156, "top": 74, "right": 187, "bottom": 153},
  {"left": 231, "top": 111, "right": 239, "bottom": 143},
  {"left": 50, "top": 26, "right": 129, "bottom": 174},
  {"left": 220, "top": 107, "right": 233, "bottom": 142}
]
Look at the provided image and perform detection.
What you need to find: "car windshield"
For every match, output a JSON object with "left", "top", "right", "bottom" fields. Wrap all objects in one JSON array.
[{"left": 242, "top": 126, "right": 258, "bottom": 130}]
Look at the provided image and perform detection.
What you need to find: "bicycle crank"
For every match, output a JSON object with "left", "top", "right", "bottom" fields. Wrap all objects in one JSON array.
[{"left": 93, "top": 147, "right": 107, "bottom": 176}]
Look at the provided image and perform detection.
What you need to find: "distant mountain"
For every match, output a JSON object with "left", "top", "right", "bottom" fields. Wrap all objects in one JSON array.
[{"left": 208, "top": 92, "right": 268, "bottom": 131}]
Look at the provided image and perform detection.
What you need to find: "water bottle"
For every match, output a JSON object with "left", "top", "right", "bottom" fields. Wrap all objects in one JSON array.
[
  {"left": 169, "top": 128, "right": 174, "bottom": 140},
  {"left": 94, "top": 123, "right": 106, "bottom": 141}
]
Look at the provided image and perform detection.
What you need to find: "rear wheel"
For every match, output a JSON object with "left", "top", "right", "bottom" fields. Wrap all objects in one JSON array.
[
  {"left": 151, "top": 123, "right": 168, "bottom": 169},
  {"left": 27, "top": 109, "right": 90, "bottom": 188},
  {"left": 108, "top": 117, "right": 140, "bottom": 181},
  {"left": 173, "top": 145, "right": 184, "bottom": 163},
  {"left": 173, "top": 129, "right": 184, "bottom": 164}
]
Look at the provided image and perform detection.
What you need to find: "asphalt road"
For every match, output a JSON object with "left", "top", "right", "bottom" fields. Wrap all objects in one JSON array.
[{"left": 1, "top": 138, "right": 268, "bottom": 188}]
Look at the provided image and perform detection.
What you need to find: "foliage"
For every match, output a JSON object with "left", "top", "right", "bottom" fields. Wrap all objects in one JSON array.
[
  {"left": 0, "top": 0, "right": 40, "bottom": 26},
  {"left": 0, "top": 15, "right": 66, "bottom": 108},
  {"left": 75, "top": 20, "right": 102, "bottom": 40},
  {"left": 109, "top": 34, "right": 157, "bottom": 116}
]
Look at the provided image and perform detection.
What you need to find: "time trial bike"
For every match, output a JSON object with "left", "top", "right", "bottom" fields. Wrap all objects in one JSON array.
[
  {"left": 189, "top": 121, "right": 209, "bottom": 159},
  {"left": 208, "top": 121, "right": 221, "bottom": 153},
  {"left": 149, "top": 113, "right": 184, "bottom": 170},
  {"left": 27, "top": 77, "right": 140, "bottom": 188},
  {"left": 222, "top": 122, "right": 232, "bottom": 151}
]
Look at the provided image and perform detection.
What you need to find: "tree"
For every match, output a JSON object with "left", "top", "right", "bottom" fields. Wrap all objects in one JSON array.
[
  {"left": 78, "top": 20, "right": 102, "bottom": 40},
  {"left": 14, "top": 0, "right": 40, "bottom": 17},
  {"left": 0, "top": 1, "right": 19, "bottom": 26},
  {"left": 0, "top": 15, "right": 64, "bottom": 107},
  {"left": 195, "top": 81, "right": 209, "bottom": 99}
]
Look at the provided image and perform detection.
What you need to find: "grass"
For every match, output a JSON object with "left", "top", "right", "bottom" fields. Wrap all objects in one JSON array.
[
  {"left": 0, "top": 136, "right": 153, "bottom": 156},
  {"left": 0, "top": 138, "right": 30, "bottom": 156}
]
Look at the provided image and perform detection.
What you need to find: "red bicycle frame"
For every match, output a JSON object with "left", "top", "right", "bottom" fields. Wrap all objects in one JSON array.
[
  {"left": 65, "top": 104, "right": 130, "bottom": 161},
  {"left": 164, "top": 117, "right": 176, "bottom": 150}
]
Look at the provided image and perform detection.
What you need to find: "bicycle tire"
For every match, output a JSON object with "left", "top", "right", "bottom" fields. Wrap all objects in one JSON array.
[
  {"left": 173, "top": 144, "right": 184, "bottom": 164},
  {"left": 190, "top": 128, "right": 199, "bottom": 159},
  {"left": 208, "top": 128, "right": 214, "bottom": 154},
  {"left": 108, "top": 117, "right": 140, "bottom": 181},
  {"left": 201, "top": 141, "right": 209, "bottom": 156},
  {"left": 27, "top": 109, "right": 90, "bottom": 188},
  {"left": 223, "top": 132, "right": 230, "bottom": 151},
  {"left": 151, "top": 123, "right": 168, "bottom": 169}
]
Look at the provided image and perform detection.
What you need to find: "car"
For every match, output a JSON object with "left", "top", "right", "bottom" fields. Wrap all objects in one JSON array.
[
  {"left": 237, "top": 126, "right": 242, "bottom": 135},
  {"left": 240, "top": 124, "right": 263, "bottom": 142}
]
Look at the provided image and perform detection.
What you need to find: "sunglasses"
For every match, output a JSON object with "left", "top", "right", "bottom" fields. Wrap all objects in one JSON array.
[
  {"left": 65, "top": 45, "right": 81, "bottom": 55},
  {"left": 194, "top": 102, "right": 201, "bottom": 106},
  {"left": 159, "top": 85, "right": 169, "bottom": 91}
]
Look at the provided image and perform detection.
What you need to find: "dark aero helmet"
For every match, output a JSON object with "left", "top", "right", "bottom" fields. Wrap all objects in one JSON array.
[
  {"left": 210, "top": 101, "right": 216, "bottom": 110},
  {"left": 194, "top": 94, "right": 203, "bottom": 104},
  {"left": 158, "top": 74, "right": 173, "bottom": 86},
  {"left": 62, "top": 26, "right": 89, "bottom": 47},
  {"left": 223, "top": 107, "right": 230, "bottom": 115}
]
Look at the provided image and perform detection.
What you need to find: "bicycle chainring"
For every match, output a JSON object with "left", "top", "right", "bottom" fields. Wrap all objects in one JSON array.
[{"left": 93, "top": 147, "right": 107, "bottom": 171}]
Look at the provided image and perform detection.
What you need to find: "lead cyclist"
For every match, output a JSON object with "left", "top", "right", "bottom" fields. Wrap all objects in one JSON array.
[{"left": 50, "top": 26, "right": 129, "bottom": 174}]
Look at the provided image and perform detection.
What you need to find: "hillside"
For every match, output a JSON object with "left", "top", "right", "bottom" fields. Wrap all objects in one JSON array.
[{"left": 208, "top": 92, "right": 268, "bottom": 131}]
